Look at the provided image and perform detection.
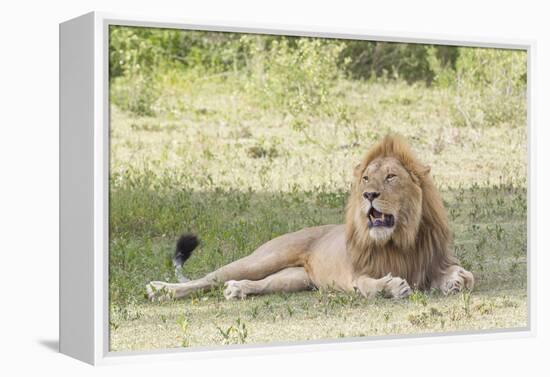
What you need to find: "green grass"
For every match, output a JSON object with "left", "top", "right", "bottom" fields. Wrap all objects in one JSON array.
[{"left": 108, "top": 73, "right": 527, "bottom": 352}]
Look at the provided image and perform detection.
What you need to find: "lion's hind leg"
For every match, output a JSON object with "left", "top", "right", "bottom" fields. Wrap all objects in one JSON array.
[
  {"left": 147, "top": 278, "right": 216, "bottom": 302},
  {"left": 147, "top": 228, "right": 319, "bottom": 302},
  {"left": 223, "top": 267, "right": 313, "bottom": 300},
  {"left": 147, "top": 248, "right": 305, "bottom": 302}
]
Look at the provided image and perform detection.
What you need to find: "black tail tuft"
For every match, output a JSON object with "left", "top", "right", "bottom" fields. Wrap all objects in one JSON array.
[{"left": 173, "top": 234, "right": 199, "bottom": 267}]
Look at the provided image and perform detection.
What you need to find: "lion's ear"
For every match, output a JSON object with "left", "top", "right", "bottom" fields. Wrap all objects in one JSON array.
[
  {"left": 353, "top": 163, "right": 363, "bottom": 178},
  {"left": 411, "top": 165, "right": 431, "bottom": 184},
  {"left": 420, "top": 165, "right": 431, "bottom": 176}
]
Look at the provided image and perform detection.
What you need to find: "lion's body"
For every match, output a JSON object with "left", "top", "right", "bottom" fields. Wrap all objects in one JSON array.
[
  {"left": 303, "top": 224, "right": 354, "bottom": 291},
  {"left": 147, "top": 135, "right": 474, "bottom": 302},
  {"left": 255, "top": 224, "right": 356, "bottom": 292}
]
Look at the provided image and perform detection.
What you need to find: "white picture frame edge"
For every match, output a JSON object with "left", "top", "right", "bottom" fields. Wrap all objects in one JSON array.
[{"left": 59, "top": 11, "right": 536, "bottom": 365}]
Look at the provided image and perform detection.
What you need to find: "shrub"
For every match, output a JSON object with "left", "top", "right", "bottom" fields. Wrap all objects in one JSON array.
[
  {"left": 109, "top": 26, "right": 182, "bottom": 79},
  {"left": 242, "top": 36, "right": 346, "bottom": 117},
  {"left": 340, "top": 42, "right": 458, "bottom": 84},
  {"left": 109, "top": 27, "right": 246, "bottom": 115},
  {"left": 429, "top": 46, "right": 527, "bottom": 128},
  {"left": 109, "top": 26, "right": 527, "bottom": 129},
  {"left": 110, "top": 73, "right": 159, "bottom": 116}
]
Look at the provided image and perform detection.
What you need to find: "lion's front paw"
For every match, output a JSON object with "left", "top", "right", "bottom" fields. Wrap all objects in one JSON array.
[
  {"left": 223, "top": 280, "right": 247, "bottom": 300},
  {"left": 146, "top": 281, "right": 174, "bottom": 302},
  {"left": 381, "top": 274, "right": 412, "bottom": 299},
  {"left": 441, "top": 268, "right": 474, "bottom": 295}
]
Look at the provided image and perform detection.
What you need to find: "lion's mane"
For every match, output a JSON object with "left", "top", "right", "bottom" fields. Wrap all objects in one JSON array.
[{"left": 345, "top": 134, "right": 457, "bottom": 289}]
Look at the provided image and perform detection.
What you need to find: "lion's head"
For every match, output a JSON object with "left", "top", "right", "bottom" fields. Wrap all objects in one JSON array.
[{"left": 345, "top": 134, "right": 456, "bottom": 288}]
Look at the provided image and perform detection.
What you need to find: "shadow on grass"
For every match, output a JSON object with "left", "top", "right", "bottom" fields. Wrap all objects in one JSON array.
[{"left": 109, "top": 183, "right": 527, "bottom": 307}]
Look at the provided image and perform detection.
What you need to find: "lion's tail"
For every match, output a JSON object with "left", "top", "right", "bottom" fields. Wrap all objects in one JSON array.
[{"left": 173, "top": 233, "right": 199, "bottom": 282}]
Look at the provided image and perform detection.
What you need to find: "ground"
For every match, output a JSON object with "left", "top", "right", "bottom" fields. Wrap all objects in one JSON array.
[
  {"left": 111, "top": 289, "right": 526, "bottom": 351},
  {"left": 108, "top": 75, "right": 527, "bottom": 352}
]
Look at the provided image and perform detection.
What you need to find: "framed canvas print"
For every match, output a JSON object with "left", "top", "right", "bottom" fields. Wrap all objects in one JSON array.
[{"left": 59, "top": 11, "right": 534, "bottom": 365}]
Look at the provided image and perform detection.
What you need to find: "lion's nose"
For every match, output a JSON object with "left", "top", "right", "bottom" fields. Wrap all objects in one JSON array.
[{"left": 363, "top": 191, "right": 380, "bottom": 202}]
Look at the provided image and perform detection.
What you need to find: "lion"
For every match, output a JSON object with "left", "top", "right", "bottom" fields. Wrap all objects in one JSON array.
[{"left": 147, "top": 134, "right": 474, "bottom": 302}]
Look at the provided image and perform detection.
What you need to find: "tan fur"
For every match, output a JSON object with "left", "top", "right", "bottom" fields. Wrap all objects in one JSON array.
[
  {"left": 345, "top": 134, "right": 458, "bottom": 290},
  {"left": 147, "top": 134, "right": 474, "bottom": 302}
]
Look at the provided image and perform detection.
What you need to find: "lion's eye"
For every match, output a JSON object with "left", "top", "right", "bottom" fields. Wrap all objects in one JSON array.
[
  {"left": 386, "top": 174, "right": 397, "bottom": 181},
  {"left": 362, "top": 175, "right": 369, "bottom": 182}
]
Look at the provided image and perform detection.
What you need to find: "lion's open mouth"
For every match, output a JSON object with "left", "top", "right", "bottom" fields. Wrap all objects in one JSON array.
[{"left": 367, "top": 207, "right": 395, "bottom": 228}]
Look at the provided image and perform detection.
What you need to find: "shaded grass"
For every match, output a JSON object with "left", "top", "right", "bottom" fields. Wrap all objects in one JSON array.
[{"left": 109, "top": 184, "right": 527, "bottom": 308}]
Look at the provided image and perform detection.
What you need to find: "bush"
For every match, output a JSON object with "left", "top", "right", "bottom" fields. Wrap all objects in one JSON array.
[
  {"left": 109, "top": 27, "right": 248, "bottom": 115},
  {"left": 109, "top": 26, "right": 527, "bottom": 129},
  {"left": 243, "top": 36, "right": 345, "bottom": 116},
  {"left": 430, "top": 47, "right": 527, "bottom": 128},
  {"left": 110, "top": 73, "right": 159, "bottom": 116},
  {"left": 110, "top": 26, "right": 249, "bottom": 79},
  {"left": 454, "top": 48, "right": 527, "bottom": 127},
  {"left": 109, "top": 26, "right": 183, "bottom": 79},
  {"left": 340, "top": 42, "right": 458, "bottom": 84}
]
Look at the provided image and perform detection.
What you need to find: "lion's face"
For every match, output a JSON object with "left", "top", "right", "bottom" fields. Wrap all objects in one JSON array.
[
  {"left": 346, "top": 135, "right": 452, "bottom": 286},
  {"left": 357, "top": 156, "right": 423, "bottom": 245}
]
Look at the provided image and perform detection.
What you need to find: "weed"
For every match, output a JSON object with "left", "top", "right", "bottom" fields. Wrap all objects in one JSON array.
[
  {"left": 407, "top": 312, "right": 430, "bottom": 328},
  {"left": 109, "top": 320, "right": 120, "bottom": 331},
  {"left": 409, "top": 290, "right": 428, "bottom": 307},
  {"left": 176, "top": 314, "right": 191, "bottom": 347},
  {"left": 462, "top": 291, "right": 472, "bottom": 317},
  {"left": 247, "top": 144, "right": 279, "bottom": 159},
  {"left": 408, "top": 307, "right": 443, "bottom": 328},
  {"left": 475, "top": 301, "right": 495, "bottom": 315},
  {"left": 248, "top": 305, "right": 260, "bottom": 319},
  {"left": 286, "top": 304, "right": 295, "bottom": 317},
  {"left": 216, "top": 318, "right": 249, "bottom": 344},
  {"left": 429, "top": 307, "right": 443, "bottom": 317}
]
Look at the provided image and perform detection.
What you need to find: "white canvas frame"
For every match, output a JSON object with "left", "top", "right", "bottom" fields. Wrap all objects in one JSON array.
[{"left": 59, "top": 11, "right": 536, "bottom": 365}]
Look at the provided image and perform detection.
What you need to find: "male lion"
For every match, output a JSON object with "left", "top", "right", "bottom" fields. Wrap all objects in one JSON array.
[{"left": 147, "top": 134, "right": 474, "bottom": 301}]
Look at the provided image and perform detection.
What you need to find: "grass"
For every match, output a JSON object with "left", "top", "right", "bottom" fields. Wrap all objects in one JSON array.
[
  {"left": 108, "top": 72, "right": 527, "bottom": 352},
  {"left": 110, "top": 289, "right": 527, "bottom": 351}
]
